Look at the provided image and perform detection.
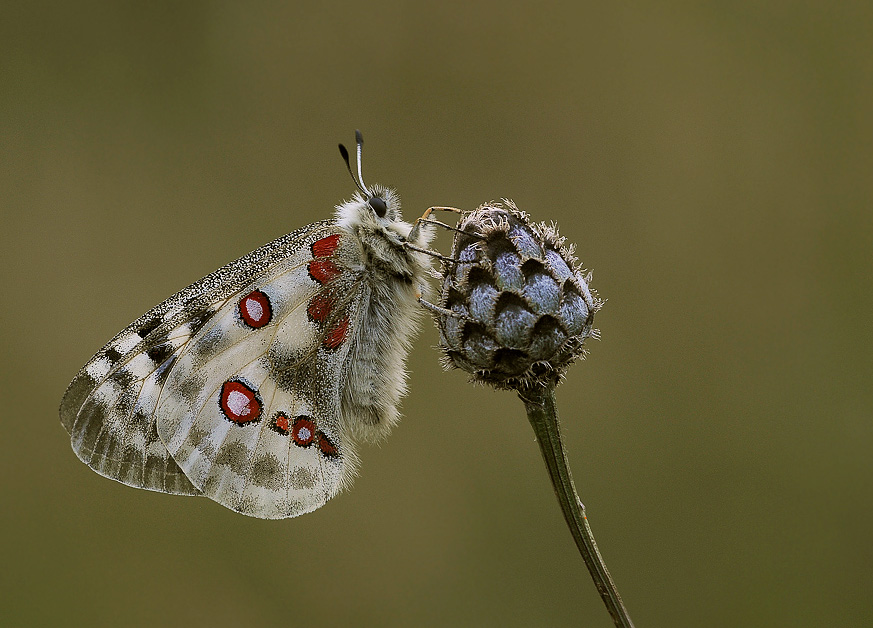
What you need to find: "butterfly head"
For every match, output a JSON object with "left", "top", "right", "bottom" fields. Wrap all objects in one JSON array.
[
  {"left": 336, "top": 131, "right": 433, "bottom": 247},
  {"left": 335, "top": 184, "right": 407, "bottom": 235}
]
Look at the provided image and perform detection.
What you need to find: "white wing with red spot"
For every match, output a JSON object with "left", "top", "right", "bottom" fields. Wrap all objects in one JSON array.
[
  {"left": 155, "top": 231, "right": 362, "bottom": 518},
  {"left": 60, "top": 221, "right": 365, "bottom": 517}
]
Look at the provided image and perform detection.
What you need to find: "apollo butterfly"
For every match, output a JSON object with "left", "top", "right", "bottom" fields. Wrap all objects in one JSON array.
[{"left": 60, "top": 132, "right": 440, "bottom": 519}]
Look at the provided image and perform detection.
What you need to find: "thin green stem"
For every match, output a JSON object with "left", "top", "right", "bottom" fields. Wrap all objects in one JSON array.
[{"left": 518, "top": 382, "right": 635, "bottom": 628}]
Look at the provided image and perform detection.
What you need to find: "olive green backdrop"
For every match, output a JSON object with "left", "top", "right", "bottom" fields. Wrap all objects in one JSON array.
[{"left": 3, "top": 2, "right": 871, "bottom": 626}]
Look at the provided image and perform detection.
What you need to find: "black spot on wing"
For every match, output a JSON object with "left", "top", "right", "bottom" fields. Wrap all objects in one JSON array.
[
  {"left": 289, "top": 465, "right": 317, "bottom": 489},
  {"left": 177, "top": 372, "right": 207, "bottom": 404},
  {"left": 272, "top": 360, "right": 318, "bottom": 396},
  {"left": 187, "top": 308, "right": 217, "bottom": 335},
  {"left": 215, "top": 441, "right": 249, "bottom": 475},
  {"left": 192, "top": 325, "right": 231, "bottom": 360},
  {"left": 188, "top": 424, "right": 208, "bottom": 445},
  {"left": 250, "top": 454, "right": 283, "bottom": 490},
  {"left": 195, "top": 439, "right": 217, "bottom": 461},
  {"left": 113, "top": 382, "right": 138, "bottom": 420},
  {"left": 147, "top": 342, "right": 176, "bottom": 365},
  {"left": 130, "top": 408, "right": 152, "bottom": 432},
  {"left": 266, "top": 342, "right": 311, "bottom": 374},
  {"left": 153, "top": 356, "right": 176, "bottom": 386},
  {"left": 136, "top": 316, "right": 162, "bottom": 338},
  {"left": 109, "top": 367, "right": 136, "bottom": 390}
]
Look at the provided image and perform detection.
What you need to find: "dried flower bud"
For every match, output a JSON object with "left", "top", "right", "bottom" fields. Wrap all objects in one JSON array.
[{"left": 435, "top": 201, "right": 602, "bottom": 389}]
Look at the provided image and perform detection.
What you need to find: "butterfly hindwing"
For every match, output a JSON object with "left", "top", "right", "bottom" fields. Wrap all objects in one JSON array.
[
  {"left": 155, "top": 228, "right": 362, "bottom": 518},
  {"left": 59, "top": 220, "right": 338, "bottom": 508}
]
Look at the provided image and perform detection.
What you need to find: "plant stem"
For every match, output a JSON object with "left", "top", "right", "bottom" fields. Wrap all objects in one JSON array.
[{"left": 518, "top": 382, "right": 635, "bottom": 628}]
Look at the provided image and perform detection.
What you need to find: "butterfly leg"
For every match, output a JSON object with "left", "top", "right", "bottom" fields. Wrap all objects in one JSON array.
[
  {"left": 408, "top": 206, "right": 462, "bottom": 242},
  {"left": 416, "top": 218, "right": 489, "bottom": 239},
  {"left": 417, "top": 296, "right": 467, "bottom": 319},
  {"left": 405, "top": 207, "right": 485, "bottom": 264},
  {"left": 403, "top": 241, "right": 460, "bottom": 265}
]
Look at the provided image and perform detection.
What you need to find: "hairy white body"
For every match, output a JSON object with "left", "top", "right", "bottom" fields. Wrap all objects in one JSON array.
[{"left": 335, "top": 185, "right": 434, "bottom": 441}]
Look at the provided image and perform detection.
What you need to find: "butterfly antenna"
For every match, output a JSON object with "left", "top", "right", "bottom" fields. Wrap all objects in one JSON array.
[
  {"left": 338, "top": 139, "right": 368, "bottom": 196},
  {"left": 354, "top": 129, "right": 371, "bottom": 195}
]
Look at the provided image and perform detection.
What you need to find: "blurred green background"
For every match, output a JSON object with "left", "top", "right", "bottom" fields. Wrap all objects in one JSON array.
[{"left": 3, "top": 1, "right": 871, "bottom": 626}]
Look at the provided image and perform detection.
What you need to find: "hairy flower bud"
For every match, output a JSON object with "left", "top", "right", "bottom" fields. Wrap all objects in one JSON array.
[{"left": 435, "top": 201, "right": 602, "bottom": 389}]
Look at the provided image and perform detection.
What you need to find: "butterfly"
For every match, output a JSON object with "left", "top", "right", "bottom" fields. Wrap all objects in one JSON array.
[{"left": 60, "top": 131, "right": 441, "bottom": 519}]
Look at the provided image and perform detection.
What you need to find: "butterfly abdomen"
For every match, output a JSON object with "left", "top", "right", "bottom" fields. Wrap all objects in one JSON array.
[
  {"left": 334, "top": 208, "right": 434, "bottom": 443},
  {"left": 340, "top": 276, "right": 426, "bottom": 441}
]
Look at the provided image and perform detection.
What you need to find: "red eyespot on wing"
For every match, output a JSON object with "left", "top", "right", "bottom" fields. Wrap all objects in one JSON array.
[
  {"left": 311, "top": 234, "right": 341, "bottom": 258},
  {"left": 323, "top": 315, "right": 350, "bottom": 349},
  {"left": 219, "top": 380, "right": 262, "bottom": 425},
  {"left": 271, "top": 412, "right": 290, "bottom": 435},
  {"left": 308, "top": 259, "right": 342, "bottom": 285},
  {"left": 316, "top": 431, "right": 339, "bottom": 458},
  {"left": 291, "top": 416, "right": 317, "bottom": 447},
  {"left": 307, "top": 293, "right": 334, "bottom": 323},
  {"left": 239, "top": 290, "right": 272, "bottom": 328}
]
